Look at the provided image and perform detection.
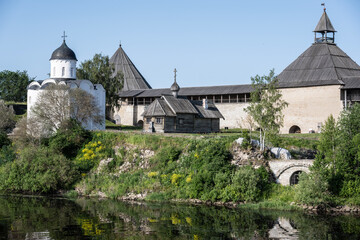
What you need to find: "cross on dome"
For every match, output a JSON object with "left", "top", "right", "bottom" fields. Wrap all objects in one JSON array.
[
  {"left": 62, "top": 31, "right": 68, "bottom": 42},
  {"left": 174, "top": 68, "right": 177, "bottom": 82}
]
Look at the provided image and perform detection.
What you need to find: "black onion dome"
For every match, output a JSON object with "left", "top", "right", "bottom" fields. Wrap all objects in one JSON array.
[
  {"left": 170, "top": 80, "right": 180, "bottom": 91},
  {"left": 50, "top": 40, "right": 77, "bottom": 60}
]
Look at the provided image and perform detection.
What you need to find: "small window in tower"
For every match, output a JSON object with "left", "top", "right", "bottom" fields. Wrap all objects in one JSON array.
[
  {"left": 62, "top": 67, "right": 65, "bottom": 76},
  {"left": 53, "top": 67, "right": 56, "bottom": 76},
  {"left": 71, "top": 67, "right": 74, "bottom": 77}
]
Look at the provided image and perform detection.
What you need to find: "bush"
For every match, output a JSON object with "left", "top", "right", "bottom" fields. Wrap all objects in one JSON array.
[
  {"left": 49, "top": 119, "right": 91, "bottom": 159},
  {"left": 231, "top": 166, "right": 261, "bottom": 202},
  {"left": 0, "top": 145, "right": 16, "bottom": 165},
  {"left": 241, "top": 130, "right": 251, "bottom": 149},
  {"left": 0, "top": 145, "right": 78, "bottom": 193},
  {"left": 0, "top": 130, "right": 11, "bottom": 148},
  {"left": 74, "top": 140, "right": 106, "bottom": 173},
  {"left": 340, "top": 178, "right": 360, "bottom": 198},
  {"left": 294, "top": 172, "right": 332, "bottom": 205},
  {"left": 0, "top": 100, "right": 16, "bottom": 133}
]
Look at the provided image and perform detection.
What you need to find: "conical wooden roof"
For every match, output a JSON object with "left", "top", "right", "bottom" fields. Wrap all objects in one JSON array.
[
  {"left": 277, "top": 43, "right": 360, "bottom": 88},
  {"left": 314, "top": 10, "right": 336, "bottom": 32},
  {"left": 110, "top": 45, "right": 152, "bottom": 91}
]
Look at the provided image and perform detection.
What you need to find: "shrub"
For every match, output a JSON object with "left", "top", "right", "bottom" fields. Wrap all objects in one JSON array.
[
  {"left": 241, "top": 130, "right": 251, "bottom": 149},
  {"left": 0, "top": 131, "right": 11, "bottom": 148},
  {"left": 0, "top": 145, "right": 16, "bottom": 165},
  {"left": 0, "top": 100, "right": 15, "bottom": 133},
  {"left": 0, "top": 145, "right": 77, "bottom": 193},
  {"left": 294, "top": 172, "right": 331, "bottom": 205},
  {"left": 75, "top": 140, "right": 106, "bottom": 173},
  {"left": 49, "top": 119, "right": 91, "bottom": 159},
  {"left": 231, "top": 166, "right": 261, "bottom": 202},
  {"left": 340, "top": 178, "right": 360, "bottom": 198}
]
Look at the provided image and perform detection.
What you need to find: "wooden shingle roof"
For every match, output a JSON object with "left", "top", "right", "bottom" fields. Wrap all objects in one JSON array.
[
  {"left": 314, "top": 10, "right": 336, "bottom": 32},
  {"left": 142, "top": 95, "right": 224, "bottom": 119},
  {"left": 143, "top": 99, "right": 175, "bottom": 117},
  {"left": 277, "top": 43, "right": 360, "bottom": 88},
  {"left": 110, "top": 45, "right": 152, "bottom": 91},
  {"left": 119, "top": 84, "right": 253, "bottom": 98}
]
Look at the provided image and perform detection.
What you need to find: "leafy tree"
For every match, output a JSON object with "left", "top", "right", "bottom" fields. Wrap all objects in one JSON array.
[
  {"left": 312, "top": 115, "right": 339, "bottom": 178},
  {"left": 312, "top": 104, "right": 360, "bottom": 196},
  {"left": 0, "top": 70, "right": 33, "bottom": 102},
  {"left": 30, "top": 84, "right": 103, "bottom": 136},
  {"left": 0, "top": 100, "right": 15, "bottom": 132},
  {"left": 77, "top": 53, "right": 123, "bottom": 109},
  {"left": 245, "top": 69, "right": 288, "bottom": 150}
]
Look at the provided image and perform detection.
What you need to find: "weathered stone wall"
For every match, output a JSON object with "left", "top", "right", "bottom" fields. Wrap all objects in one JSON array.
[
  {"left": 113, "top": 102, "right": 146, "bottom": 126},
  {"left": 268, "top": 160, "right": 314, "bottom": 186},
  {"left": 213, "top": 102, "right": 250, "bottom": 129},
  {"left": 280, "top": 85, "right": 343, "bottom": 134}
]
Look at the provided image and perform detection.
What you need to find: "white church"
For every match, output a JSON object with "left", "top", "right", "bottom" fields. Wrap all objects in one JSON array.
[{"left": 27, "top": 35, "right": 106, "bottom": 131}]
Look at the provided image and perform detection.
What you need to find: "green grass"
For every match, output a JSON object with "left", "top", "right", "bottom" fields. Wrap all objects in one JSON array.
[
  {"left": 105, "top": 120, "right": 142, "bottom": 131},
  {"left": 238, "top": 200, "right": 300, "bottom": 211}
]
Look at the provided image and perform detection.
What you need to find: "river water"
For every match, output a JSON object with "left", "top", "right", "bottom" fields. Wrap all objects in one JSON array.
[{"left": 1, "top": 195, "right": 360, "bottom": 239}]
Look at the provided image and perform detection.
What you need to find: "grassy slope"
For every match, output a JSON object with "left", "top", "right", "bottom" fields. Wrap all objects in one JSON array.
[{"left": 72, "top": 131, "right": 318, "bottom": 210}]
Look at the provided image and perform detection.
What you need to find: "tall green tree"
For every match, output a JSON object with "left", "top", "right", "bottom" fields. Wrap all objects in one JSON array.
[
  {"left": 312, "top": 115, "right": 339, "bottom": 178},
  {"left": 337, "top": 103, "right": 360, "bottom": 179},
  {"left": 0, "top": 70, "right": 33, "bottom": 102},
  {"left": 76, "top": 54, "right": 123, "bottom": 109},
  {"left": 245, "top": 69, "right": 288, "bottom": 150},
  {"left": 312, "top": 104, "right": 360, "bottom": 195}
]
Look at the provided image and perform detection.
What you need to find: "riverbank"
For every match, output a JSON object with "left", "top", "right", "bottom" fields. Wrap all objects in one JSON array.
[{"left": 1, "top": 127, "right": 360, "bottom": 212}]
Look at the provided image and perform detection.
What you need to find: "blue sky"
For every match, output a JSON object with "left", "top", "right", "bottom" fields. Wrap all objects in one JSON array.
[{"left": 0, "top": 0, "right": 359, "bottom": 88}]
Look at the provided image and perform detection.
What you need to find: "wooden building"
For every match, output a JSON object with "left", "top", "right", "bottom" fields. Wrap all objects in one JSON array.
[{"left": 142, "top": 75, "right": 224, "bottom": 133}]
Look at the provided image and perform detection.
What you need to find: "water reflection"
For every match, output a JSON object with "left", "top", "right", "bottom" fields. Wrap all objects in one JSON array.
[
  {"left": 268, "top": 218, "right": 298, "bottom": 239},
  {"left": 0, "top": 196, "right": 360, "bottom": 239}
]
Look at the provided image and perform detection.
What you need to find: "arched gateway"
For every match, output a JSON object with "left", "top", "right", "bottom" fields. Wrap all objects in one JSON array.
[{"left": 268, "top": 160, "right": 314, "bottom": 186}]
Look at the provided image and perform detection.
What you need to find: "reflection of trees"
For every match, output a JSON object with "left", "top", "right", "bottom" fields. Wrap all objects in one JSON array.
[
  {"left": 1, "top": 196, "right": 360, "bottom": 239},
  {"left": 75, "top": 198, "right": 275, "bottom": 239}
]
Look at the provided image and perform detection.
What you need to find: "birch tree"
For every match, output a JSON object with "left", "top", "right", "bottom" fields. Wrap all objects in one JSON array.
[{"left": 245, "top": 69, "right": 288, "bottom": 151}]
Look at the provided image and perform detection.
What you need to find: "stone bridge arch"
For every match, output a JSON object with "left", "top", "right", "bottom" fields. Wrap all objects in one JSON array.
[{"left": 268, "top": 160, "right": 314, "bottom": 186}]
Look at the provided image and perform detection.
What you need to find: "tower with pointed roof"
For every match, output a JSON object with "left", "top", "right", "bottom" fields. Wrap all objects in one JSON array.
[
  {"left": 314, "top": 6, "right": 336, "bottom": 44},
  {"left": 277, "top": 6, "right": 360, "bottom": 133},
  {"left": 110, "top": 44, "right": 152, "bottom": 91}
]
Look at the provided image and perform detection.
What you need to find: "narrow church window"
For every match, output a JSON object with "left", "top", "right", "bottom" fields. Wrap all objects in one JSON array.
[
  {"left": 53, "top": 67, "right": 56, "bottom": 76},
  {"left": 71, "top": 67, "right": 74, "bottom": 77},
  {"left": 62, "top": 67, "right": 65, "bottom": 76}
]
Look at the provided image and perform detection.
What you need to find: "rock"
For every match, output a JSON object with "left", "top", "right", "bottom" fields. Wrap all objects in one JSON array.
[
  {"left": 251, "top": 139, "right": 260, "bottom": 147},
  {"left": 344, "top": 206, "right": 351, "bottom": 212},
  {"left": 98, "top": 191, "right": 107, "bottom": 198},
  {"left": 97, "top": 158, "right": 113, "bottom": 173},
  {"left": 235, "top": 137, "right": 244, "bottom": 145},
  {"left": 235, "top": 138, "right": 259, "bottom": 148},
  {"left": 270, "top": 147, "right": 292, "bottom": 160}
]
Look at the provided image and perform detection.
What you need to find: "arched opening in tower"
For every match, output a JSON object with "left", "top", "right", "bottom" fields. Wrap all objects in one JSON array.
[{"left": 289, "top": 125, "right": 301, "bottom": 134}]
